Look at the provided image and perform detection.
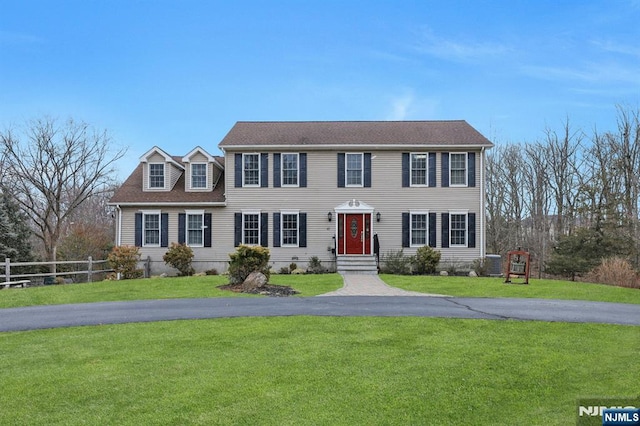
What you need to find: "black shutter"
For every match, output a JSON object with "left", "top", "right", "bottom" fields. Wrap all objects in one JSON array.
[
  {"left": 135, "top": 213, "right": 142, "bottom": 247},
  {"left": 161, "top": 213, "right": 169, "bottom": 247},
  {"left": 273, "top": 213, "right": 281, "bottom": 248},
  {"left": 204, "top": 213, "right": 212, "bottom": 247},
  {"left": 337, "top": 153, "right": 345, "bottom": 188},
  {"left": 428, "top": 153, "right": 436, "bottom": 187},
  {"left": 234, "top": 213, "right": 242, "bottom": 247},
  {"left": 260, "top": 212, "right": 268, "bottom": 247},
  {"left": 441, "top": 153, "right": 449, "bottom": 187},
  {"left": 468, "top": 213, "right": 476, "bottom": 248},
  {"left": 429, "top": 213, "right": 437, "bottom": 247},
  {"left": 364, "top": 153, "right": 372, "bottom": 187},
  {"left": 178, "top": 213, "right": 186, "bottom": 244},
  {"left": 468, "top": 152, "right": 476, "bottom": 187},
  {"left": 235, "top": 154, "right": 242, "bottom": 187},
  {"left": 402, "top": 153, "right": 410, "bottom": 187},
  {"left": 273, "top": 153, "right": 281, "bottom": 188},
  {"left": 260, "top": 153, "right": 268, "bottom": 188},
  {"left": 402, "top": 212, "right": 410, "bottom": 248},
  {"left": 299, "top": 213, "right": 307, "bottom": 247},
  {"left": 441, "top": 213, "right": 449, "bottom": 248},
  {"left": 300, "top": 153, "right": 307, "bottom": 187}
]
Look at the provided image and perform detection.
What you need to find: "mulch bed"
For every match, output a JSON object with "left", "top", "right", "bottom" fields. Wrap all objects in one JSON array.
[{"left": 217, "top": 283, "right": 299, "bottom": 297}]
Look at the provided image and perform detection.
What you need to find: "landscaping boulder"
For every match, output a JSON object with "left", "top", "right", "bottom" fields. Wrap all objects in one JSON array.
[
  {"left": 242, "top": 271, "right": 268, "bottom": 291},
  {"left": 440, "top": 270, "right": 448, "bottom": 276}
]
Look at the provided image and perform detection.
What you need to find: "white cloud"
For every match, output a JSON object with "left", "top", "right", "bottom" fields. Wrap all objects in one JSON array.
[
  {"left": 413, "top": 27, "right": 510, "bottom": 62},
  {"left": 387, "top": 94, "right": 413, "bottom": 120},
  {"left": 384, "top": 91, "right": 440, "bottom": 121}
]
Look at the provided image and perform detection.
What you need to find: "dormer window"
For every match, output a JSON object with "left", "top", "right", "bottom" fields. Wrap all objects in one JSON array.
[
  {"left": 191, "top": 163, "right": 207, "bottom": 189},
  {"left": 149, "top": 163, "right": 165, "bottom": 188}
]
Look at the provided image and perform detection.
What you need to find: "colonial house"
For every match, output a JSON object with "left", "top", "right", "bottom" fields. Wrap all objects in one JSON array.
[{"left": 109, "top": 121, "right": 494, "bottom": 275}]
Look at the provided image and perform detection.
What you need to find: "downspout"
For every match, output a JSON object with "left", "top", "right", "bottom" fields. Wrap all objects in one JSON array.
[
  {"left": 116, "top": 205, "right": 122, "bottom": 246},
  {"left": 479, "top": 147, "right": 485, "bottom": 258}
]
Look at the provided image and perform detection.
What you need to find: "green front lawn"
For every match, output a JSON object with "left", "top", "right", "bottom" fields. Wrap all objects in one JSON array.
[
  {"left": 0, "top": 317, "right": 637, "bottom": 425},
  {"left": 382, "top": 274, "right": 640, "bottom": 304},
  {"left": 1, "top": 273, "right": 638, "bottom": 309}
]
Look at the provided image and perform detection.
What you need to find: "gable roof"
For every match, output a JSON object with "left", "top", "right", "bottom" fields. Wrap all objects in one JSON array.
[
  {"left": 109, "top": 156, "right": 226, "bottom": 206},
  {"left": 218, "top": 121, "right": 494, "bottom": 149},
  {"left": 139, "top": 146, "right": 184, "bottom": 169}
]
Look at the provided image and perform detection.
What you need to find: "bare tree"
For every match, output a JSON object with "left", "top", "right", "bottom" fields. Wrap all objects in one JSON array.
[
  {"left": 543, "top": 119, "right": 585, "bottom": 237},
  {"left": 0, "top": 117, "right": 126, "bottom": 272}
]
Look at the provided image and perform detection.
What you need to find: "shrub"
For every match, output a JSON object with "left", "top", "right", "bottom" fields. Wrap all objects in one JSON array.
[
  {"left": 163, "top": 243, "right": 195, "bottom": 276},
  {"left": 289, "top": 263, "right": 298, "bottom": 273},
  {"left": 585, "top": 257, "right": 639, "bottom": 289},
  {"left": 307, "top": 256, "right": 324, "bottom": 274},
  {"left": 205, "top": 268, "right": 219, "bottom": 276},
  {"left": 412, "top": 246, "right": 441, "bottom": 275},
  {"left": 228, "top": 245, "right": 271, "bottom": 284},
  {"left": 472, "top": 257, "right": 489, "bottom": 277},
  {"left": 279, "top": 266, "right": 291, "bottom": 274},
  {"left": 107, "top": 245, "right": 142, "bottom": 279},
  {"left": 381, "top": 249, "right": 412, "bottom": 275}
]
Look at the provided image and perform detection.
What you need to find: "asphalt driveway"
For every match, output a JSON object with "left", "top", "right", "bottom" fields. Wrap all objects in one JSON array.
[{"left": 1, "top": 296, "right": 639, "bottom": 332}]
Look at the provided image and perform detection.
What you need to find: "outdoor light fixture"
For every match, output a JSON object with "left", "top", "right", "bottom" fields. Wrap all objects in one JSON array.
[
  {"left": 376, "top": 212, "right": 381, "bottom": 222},
  {"left": 327, "top": 211, "right": 332, "bottom": 222}
]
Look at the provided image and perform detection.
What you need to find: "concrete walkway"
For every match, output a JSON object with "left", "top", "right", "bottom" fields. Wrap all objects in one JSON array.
[{"left": 317, "top": 274, "right": 449, "bottom": 297}]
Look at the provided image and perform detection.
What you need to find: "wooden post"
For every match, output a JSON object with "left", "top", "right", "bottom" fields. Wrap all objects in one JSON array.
[
  {"left": 88, "top": 256, "right": 93, "bottom": 282},
  {"left": 4, "top": 258, "right": 10, "bottom": 283}
]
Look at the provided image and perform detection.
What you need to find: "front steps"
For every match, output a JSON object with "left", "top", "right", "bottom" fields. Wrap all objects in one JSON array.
[{"left": 336, "top": 255, "right": 378, "bottom": 275}]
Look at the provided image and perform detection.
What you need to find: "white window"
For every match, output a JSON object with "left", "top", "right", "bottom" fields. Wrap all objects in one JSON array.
[
  {"left": 191, "top": 163, "right": 207, "bottom": 189},
  {"left": 450, "top": 153, "right": 467, "bottom": 186},
  {"left": 411, "top": 153, "right": 428, "bottom": 186},
  {"left": 346, "top": 153, "right": 363, "bottom": 186},
  {"left": 282, "top": 153, "right": 299, "bottom": 186},
  {"left": 281, "top": 212, "right": 299, "bottom": 246},
  {"left": 411, "top": 213, "right": 428, "bottom": 246},
  {"left": 186, "top": 211, "right": 204, "bottom": 246},
  {"left": 243, "top": 213, "right": 260, "bottom": 245},
  {"left": 450, "top": 213, "right": 467, "bottom": 246},
  {"left": 143, "top": 211, "right": 161, "bottom": 247},
  {"left": 243, "top": 154, "right": 260, "bottom": 186},
  {"left": 149, "top": 163, "right": 165, "bottom": 189}
]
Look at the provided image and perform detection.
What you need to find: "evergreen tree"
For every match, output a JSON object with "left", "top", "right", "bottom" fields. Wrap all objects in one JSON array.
[
  {"left": 545, "top": 227, "right": 631, "bottom": 280},
  {"left": 0, "top": 187, "right": 34, "bottom": 263}
]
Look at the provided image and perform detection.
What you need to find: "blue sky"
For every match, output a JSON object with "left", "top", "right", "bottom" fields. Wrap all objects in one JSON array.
[{"left": 1, "top": 0, "right": 639, "bottom": 178}]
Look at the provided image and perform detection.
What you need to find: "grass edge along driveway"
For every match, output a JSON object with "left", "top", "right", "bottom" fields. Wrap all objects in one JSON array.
[{"left": 0, "top": 273, "right": 639, "bottom": 308}]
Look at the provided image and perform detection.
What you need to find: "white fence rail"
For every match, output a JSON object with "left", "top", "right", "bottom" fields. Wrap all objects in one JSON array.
[{"left": 1, "top": 257, "right": 114, "bottom": 285}]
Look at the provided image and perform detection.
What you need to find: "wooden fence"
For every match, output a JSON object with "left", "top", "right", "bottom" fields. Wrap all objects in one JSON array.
[{"left": 1, "top": 257, "right": 114, "bottom": 285}]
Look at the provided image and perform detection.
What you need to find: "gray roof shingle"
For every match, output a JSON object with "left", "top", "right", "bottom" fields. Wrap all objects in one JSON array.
[
  {"left": 218, "top": 120, "right": 493, "bottom": 148},
  {"left": 109, "top": 156, "right": 225, "bottom": 205}
]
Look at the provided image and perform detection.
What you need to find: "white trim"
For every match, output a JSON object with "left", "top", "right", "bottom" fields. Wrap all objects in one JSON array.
[
  {"left": 480, "top": 147, "right": 486, "bottom": 257},
  {"left": 449, "top": 212, "right": 468, "bottom": 248},
  {"left": 409, "top": 211, "right": 429, "bottom": 247},
  {"left": 409, "top": 152, "right": 429, "bottom": 187},
  {"left": 281, "top": 152, "right": 300, "bottom": 187},
  {"left": 345, "top": 152, "right": 364, "bottom": 187},
  {"left": 139, "top": 146, "right": 184, "bottom": 170},
  {"left": 185, "top": 210, "right": 205, "bottom": 247},
  {"left": 242, "top": 153, "right": 261, "bottom": 187},
  {"left": 449, "top": 152, "right": 468, "bottom": 187},
  {"left": 190, "top": 162, "right": 209, "bottom": 190},
  {"left": 141, "top": 210, "right": 162, "bottom": 248},
  {"left": 148, "top": 162, "right": 166, "bottom": 189},
  {"left": 280, "top": 211, "right": 300, "bottom": 247},
  {"left": 182, "top": 146, "right": 215, "bottom": 163},
  {"left": 241, "top": 212, "right": 261, "bottom": 246}
]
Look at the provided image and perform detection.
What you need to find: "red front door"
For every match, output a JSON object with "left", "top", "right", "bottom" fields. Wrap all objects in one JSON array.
[{"left": 339, "top": 213, "right": 371, "bottom": 255}]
